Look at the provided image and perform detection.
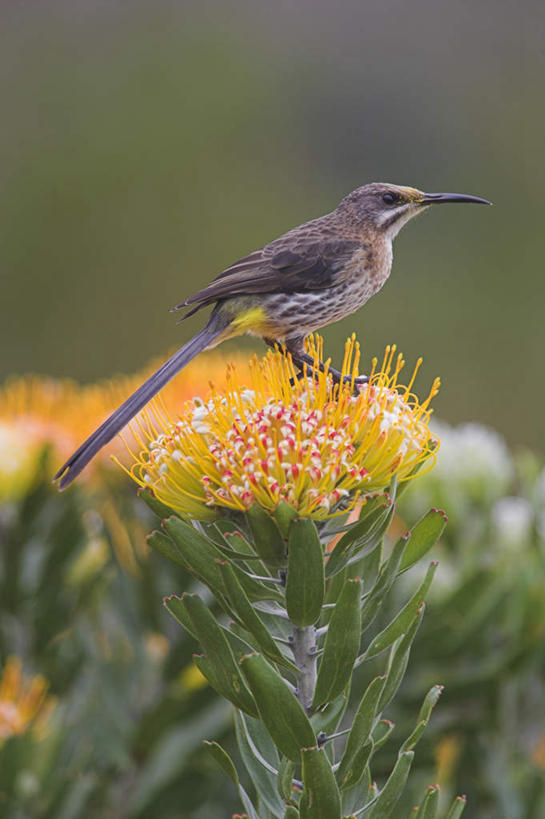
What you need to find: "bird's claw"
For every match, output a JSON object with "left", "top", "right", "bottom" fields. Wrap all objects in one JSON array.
[{"left": 289, "top": 364, "right": 368, "bottom": 395}]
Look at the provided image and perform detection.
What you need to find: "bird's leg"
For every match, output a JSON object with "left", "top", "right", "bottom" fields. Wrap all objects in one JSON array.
[{"left": 283, "top": 339, "right": 368, "bottom": 392}]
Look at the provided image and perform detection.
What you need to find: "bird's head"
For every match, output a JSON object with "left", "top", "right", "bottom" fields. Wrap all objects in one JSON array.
[{"left": 338, "top": 182, "right": 491, "bottom": 239}]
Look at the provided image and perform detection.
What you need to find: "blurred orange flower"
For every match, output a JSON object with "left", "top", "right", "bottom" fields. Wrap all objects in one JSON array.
[
  {"left": 0, "top": 657, "right": 55, "bottom": 744},
  {"left": 0, "top": 349, "right": 253, "bottom": 496}
]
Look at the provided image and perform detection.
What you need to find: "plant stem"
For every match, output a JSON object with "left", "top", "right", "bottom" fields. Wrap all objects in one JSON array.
[{"left": 291, "top": 624, "right": 317, "bottom": 712}]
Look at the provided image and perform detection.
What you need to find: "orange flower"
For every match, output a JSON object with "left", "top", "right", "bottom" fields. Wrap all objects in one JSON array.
[
  {"left": 0, "top": 657, "right": 55, "bottom": 744},
  {"left": 0, "top": 350, "right": 253, "bottom": 494}
]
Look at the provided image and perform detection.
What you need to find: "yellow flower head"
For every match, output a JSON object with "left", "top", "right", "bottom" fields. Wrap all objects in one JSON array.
[
  {"left": 0, "top": 657, "right": 55, "bottom": 744},
  {"left": 0, "top": 351, "right": 252, "bottom": 497},
  {"left": 123, "top": 335, "right": 440, "bottom": 520}
]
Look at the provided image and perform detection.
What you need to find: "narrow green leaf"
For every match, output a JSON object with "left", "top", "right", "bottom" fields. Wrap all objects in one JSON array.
[
  {"left": 240, "top": 653, "right": 316, "bottom": 762},
  {"left": 181, "top": 593, "right": 257, "bottom": 716},
  {"left": 235, "top": 712, "right": 285, "bottom": 818},
  {"left": 340, "top": 742, "right": 374, "bottom": 815},
  {"left": 246, "top": 503, "right": 287, "bottom": 567},
  {"left": 360, "top": 533, "right": 409, "bottom": 632},
  {"left": 446, "top": 795, "right": 467, "bottom": 819},
  {"left": 358, "top": 542, "right": 382, "bottom": 593},
  {"left": 286, "top": 518, "right": 325, "bottom": 627},
  {"left": 278, "top": 756, "right": 296, "bottom": 804},
  {"left": 326, "top": 501, "right": 394, "bottom": 578},
  {"left": 336, "top": 675, "right": 386, "bottom": 787},
  {"left": 414, "top": 784, "right": 440, "bottom": 819},
  {"left": 162, "top": 516, "right": 283, "bottom": 603},
  {"left": 150, "top": 520, "right": 226, "bottom": 602},
  {"left": 202, "top": 739, "right": 260, "bottom": 819},
  {"left": 362, "top": 562, "right": 437, "bottom": 659},
  {"left": 398, "top": 509, "right": 447, "bottom": 574},
  {"left": 311, "top": 691, "right": 349, "bottom": 736},
  {"left": 370, "top": 719, "right": 394, "bottom": 751},
  {"left": 147, "top": 529, "right": 189, "bottom": 569},
  {"left": 285, "top": 807, "right": 300, "bottom": 818},
  {"left": 163, "top": 594, "right": 197, "bottom": 639},
  {"left": 274, "top": 500, "right": 299, "bottom": 538},
  {"left": 338, "top": 739, "right": 373, "bottom": 792},
  {"left": 138, "top": 487, "right": 181, "bottom": 519},
  {"left": 299, "top": 746, "right": 342, "bottom": 819},
  {"left": 377, "top": 603, "right": 425, "bottom": 711},
  {"left": 313, "top": 578, "right": 362, "bottom": 708},
  {"left": 366, "top": 751, "right": 414, "bottom": 818},
  {"left": 202, "top": 740, "right": 239, "bottom": 784},
  {"left": 401, "top": 685, "right": 444, "bottom": 753},
  {"left": 218, "top": 560, "right": 298, "bottom": 673}
]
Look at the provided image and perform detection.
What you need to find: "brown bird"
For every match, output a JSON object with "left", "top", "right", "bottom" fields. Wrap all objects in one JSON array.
[{"left": 55, "top": 182, "right": 490, "bottom": 488}]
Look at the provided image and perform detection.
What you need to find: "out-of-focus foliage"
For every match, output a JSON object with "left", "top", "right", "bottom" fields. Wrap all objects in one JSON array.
[{"left": 1, "top": 360, "right": 544, "bottom": 817}]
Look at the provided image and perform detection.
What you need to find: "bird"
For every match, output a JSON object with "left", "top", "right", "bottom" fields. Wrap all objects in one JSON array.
[{"left": 55, "top": 182, "right": 490, "bottom": 488}]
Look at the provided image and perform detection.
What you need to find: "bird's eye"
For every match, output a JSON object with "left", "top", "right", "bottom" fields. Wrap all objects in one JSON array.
[{"left": 382, "top": 193, "right": 397, "bottom": 206}]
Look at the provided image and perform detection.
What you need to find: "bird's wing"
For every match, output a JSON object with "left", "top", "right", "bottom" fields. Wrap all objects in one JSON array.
[{"left": 172, "top": 235, "right": 361, "bottom": 317}]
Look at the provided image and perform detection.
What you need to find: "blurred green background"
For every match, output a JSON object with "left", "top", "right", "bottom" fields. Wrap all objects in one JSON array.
[{"left": 1, "top": 0, "right": 543, "bottom": 450}]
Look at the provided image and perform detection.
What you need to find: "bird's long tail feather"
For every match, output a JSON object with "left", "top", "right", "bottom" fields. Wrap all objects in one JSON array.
[{"left": 54, "top": 318, "right": 228, "bottom": 489}]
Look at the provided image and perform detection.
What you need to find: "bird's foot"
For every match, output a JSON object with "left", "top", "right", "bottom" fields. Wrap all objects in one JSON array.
[
  {"left": 327, "top": 366, "right": 369, "bottom": 391},
  {"left": 288, "top": 352, "right": 368, "bottom": 395}
]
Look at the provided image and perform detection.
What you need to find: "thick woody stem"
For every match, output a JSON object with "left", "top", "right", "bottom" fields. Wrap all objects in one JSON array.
[{"left": 291, "top": 624, "right": 317, "bottom": 713}]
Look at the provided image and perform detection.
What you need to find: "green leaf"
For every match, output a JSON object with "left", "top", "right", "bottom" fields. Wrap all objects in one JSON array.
[
  {"left": 218, "top": 559, "right": 298, "bottom": 672},
  {"left": 325, "top": 501, "right": 394, "bottom": 578},
  {"left": 414, "top": 784, "right": 440, "bottom": 819},
  {"left": 299, "top": 746, "right": 342, "bottom": 819},
  {"left": 285, "top": 807, "right": 300, "bottom": 818},
  {"left": 338, "top": 739, "right": 374, "bottom": 793},
  {"left": 286, "top": 518, "right": 325, "bottom": 627},
  {"left": 336, "top": 675, "right": 386, "bottom": 787},
  {"left": 362, "top": 562, "right": 438, "bottom": 660},
  {"left": 181, "top": 593, "right": 257, "bottom": 716},
  {"left": 398, "top": 509, "right": 447, "bottom": 574},
  {"left": 370, "top": 719, "right": 395, "bottom": 752},
  {"left": 446, "top": 796, "right": 467, "bottom": 819},
  {"left": 401, "top": 685, "right": 444, "bottom": 753},
  {"left": 366, "top": 751, "right": 414, "bottom": 818},
  {"left": 235, "top": 712, "right": 285, "bottom": 818},
  {"left": 148, "top": 522, "right": 225, "bottom": 603},
  {"left": 246, "top": 503, "right": 287, "bottom": 568},
  {"left": 313, "top": 578, "right": 362, "bottom": 708},
  {"left": 163, "top": 594, "right": 197, "bottom": 639},
  {"left": 359, "top": 533, "right": 409, "bottom": 632},
  {"left": 240, "top": 653, "right": 316, "bottom": 761},
  {"left": 274, "top": 500, "right": 299, "bottom": 538},
  {"left": 202, "top": 740, "right": 239, "bottom": 784},
  {"left": 203, "top": 739, "right": 260, "bottom": 819},
  {"left": 162, "top": 516, "right": 283, "bottom": 603},
  {"left": 311, "top": 691, "right": 349, "bottom": 736},
  {"left": 166, "top": 596, "right": 256, "bottom": 661},
  {"left": 377, "top": 603, "right": 425, "bottom": 711},
  {"left": 147, "top": 528, "right": 189, "bottom": 570},
  {"left": 278, "top": 756, "right": 297, "bottom": 804}
]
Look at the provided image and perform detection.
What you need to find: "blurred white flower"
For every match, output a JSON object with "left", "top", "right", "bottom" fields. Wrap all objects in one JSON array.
[
  {"left": 492, "top": 496, "right": 533, "bottom": 550},
  {"left": 430, "top": 421, "right": 513, "bottom": 502}
]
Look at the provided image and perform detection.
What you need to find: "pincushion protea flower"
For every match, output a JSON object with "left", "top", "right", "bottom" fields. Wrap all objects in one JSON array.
[
  {"left": 0, "top": 351, "right": 251, "bottom": 492},
  {"left": 121, "top": 335, "right": 440, "bottom": 520},
  {"left": 0, "top": 657, "right": 55, "bottom": 744}
]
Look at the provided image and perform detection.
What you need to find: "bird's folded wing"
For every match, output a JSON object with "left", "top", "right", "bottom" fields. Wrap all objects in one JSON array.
[{"left": 171, "top": 237, "right": 361, "bottom": 316}]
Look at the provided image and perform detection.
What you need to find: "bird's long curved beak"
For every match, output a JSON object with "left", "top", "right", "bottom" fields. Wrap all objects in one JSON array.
[{"left": 420, "top": 192, "right": 492, "bottom": 206}]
